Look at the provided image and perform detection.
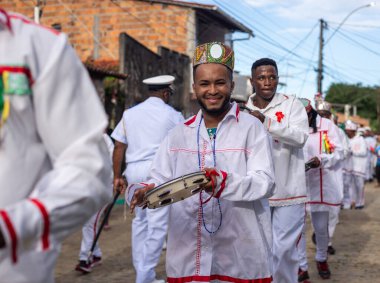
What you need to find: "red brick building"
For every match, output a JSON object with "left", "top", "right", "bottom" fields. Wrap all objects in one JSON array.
[{"left": 3, "top": 0, "right": 252, "bottom": 63}]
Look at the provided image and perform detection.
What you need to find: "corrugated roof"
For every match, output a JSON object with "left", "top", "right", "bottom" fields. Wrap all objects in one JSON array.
[
  {"left": 140, "top": 0, "right": 253, "bottom": 35},
  {"left": 84, "top": 60, "right": 128, "bottom": 80}
]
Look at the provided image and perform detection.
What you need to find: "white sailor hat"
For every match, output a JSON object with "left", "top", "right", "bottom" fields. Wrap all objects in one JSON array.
[
  {"left": 143, "top": 75, "right": 175, "bottom": 90},
  {"left": 345, "top": 120, "right": 357, "bottom": 131},
  {"left": 316, "top": 100, "right": 332, "bottom": 112},
  {"left": 357, "top": 127, "right": 365, "bottom": 133}
]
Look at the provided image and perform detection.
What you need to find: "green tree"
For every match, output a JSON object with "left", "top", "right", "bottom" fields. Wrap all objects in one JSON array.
[{"left": 325, "top": 83, "right": 379, "bottom": 130}]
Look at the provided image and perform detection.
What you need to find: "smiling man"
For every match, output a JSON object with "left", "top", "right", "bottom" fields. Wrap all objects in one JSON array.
[
  {"left": 245, "top": 58, "right": 309, "bottom": 283},
  {"left": 128, "top": 42, "right": 275, "bottom": 283}
]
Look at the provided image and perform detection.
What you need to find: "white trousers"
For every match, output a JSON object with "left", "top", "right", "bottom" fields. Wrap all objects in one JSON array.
[
  {"left": 78, "top": 206, "right": 108, "bottom": 261},
  {"left": 126, "top": 161, "right": 169, "bottom": 283},
  {"left": 298, "top": 211, "right": 329, "bottom": 268},
  {"left": 342, "top": 173, "right": 352, "bottom": 209},
  {"left": 350, "top": 175, "right": 365, "bottom": 207},
  {"left": 328, "top": 206, "right": 340, "bottom": 246},
  {"left": 271, "top": 204, "right": 305, "bottom": 283}
]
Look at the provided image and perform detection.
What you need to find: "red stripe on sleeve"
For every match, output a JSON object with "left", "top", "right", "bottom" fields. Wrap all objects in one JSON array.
[
  {"left": 30, "top": 199, "right": 50, "bottom": 250},
  {"left": 0, "top": 210, "right": 18, "bottom": 263}
]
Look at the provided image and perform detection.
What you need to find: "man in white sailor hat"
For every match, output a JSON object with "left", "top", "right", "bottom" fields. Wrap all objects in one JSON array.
[
  {"left": 112, "top": 75, "right": 183, "bottom": 283},
  {"left": 345, "top": 120, "right": 367, "bottom": 209}
]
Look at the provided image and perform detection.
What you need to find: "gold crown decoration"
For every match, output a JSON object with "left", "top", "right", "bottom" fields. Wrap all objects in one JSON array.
[{"left": 193, "top": 42, "right": 234, "bottom": 70}]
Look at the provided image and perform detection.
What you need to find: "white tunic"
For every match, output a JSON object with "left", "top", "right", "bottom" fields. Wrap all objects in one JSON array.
[
  {"left": 143, "top": 103, "right": 275, "bottom": 282},
  {"left": 350, "top": 135, "right": 368, "bottom": 177},
  {"left": 0, "top": 10, "right": 111, "bottom": 282},
  {"left": 333, "top": 125, "right": 350, "bottom": 199},
  {"left": 303, "top": 116, "right": 344, "bottom": 211},
  {"left": 111, "top": 96, "right": 184, "bottom": 165},
  {"left": 246, "top": 93, "right": 309, "bottom": 206}
]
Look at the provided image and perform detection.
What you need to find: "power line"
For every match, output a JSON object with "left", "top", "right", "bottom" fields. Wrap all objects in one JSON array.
[
  {"left": 338, "top": 25, "right": 380, "bottom": 46},
  {"left": 56, "top": 0, "right": 117, "bottom": 59},
  {"left": 278, "top": 21, "right": 319, "bottom": 62},
  {"left": 211, "top": 0, "right": 316, "bottom": 62},
  {"left": 335, "top": 29, "right": 380, "bottom": 58},
  {"left": 328, "top": 21, "right": 380, "bottom": 29}
]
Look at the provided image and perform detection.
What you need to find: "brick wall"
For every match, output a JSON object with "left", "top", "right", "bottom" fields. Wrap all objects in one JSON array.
[{"left": 3, "top": 0, "right": 195, "bottom": 62}]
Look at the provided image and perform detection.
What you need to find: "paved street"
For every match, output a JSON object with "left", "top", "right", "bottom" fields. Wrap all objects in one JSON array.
[{"left": 55, "top": 183, "right": 380, "bottom": 282}]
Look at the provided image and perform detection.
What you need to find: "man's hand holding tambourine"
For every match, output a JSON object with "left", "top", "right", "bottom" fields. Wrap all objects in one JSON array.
[{"left": 130, "top": 183, "right": 155, "bottom": 213}]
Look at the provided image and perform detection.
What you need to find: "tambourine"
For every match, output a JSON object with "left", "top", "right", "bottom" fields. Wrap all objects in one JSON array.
[{"left": 144, "top": 171, "right": 208, "bottom": 209}]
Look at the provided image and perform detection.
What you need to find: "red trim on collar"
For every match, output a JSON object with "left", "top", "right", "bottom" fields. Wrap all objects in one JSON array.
[
  {"left": 184, "top": 115, "right": 197, "bottom": 126},
  {"left": 1, "top": 11, "right": 59, "bottom": 36},
  {"left": 0, "top": 9, "right": 12, "bottom": 32},
  {"left": 235, "top": 105, "right": 240, "bottom": 122}
]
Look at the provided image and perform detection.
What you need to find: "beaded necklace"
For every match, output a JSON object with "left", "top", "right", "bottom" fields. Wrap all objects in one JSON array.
[{"left": 197, "top": 116, "right": 222, "bottom": 234}]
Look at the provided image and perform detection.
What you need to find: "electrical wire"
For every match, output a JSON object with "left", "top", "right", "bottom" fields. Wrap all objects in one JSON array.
[{"left": 56, "top": 0, "right": 117, "bottom": 59}]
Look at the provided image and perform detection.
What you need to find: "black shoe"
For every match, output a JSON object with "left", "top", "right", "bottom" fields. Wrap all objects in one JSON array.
[
  {"left": 327, "top": 245, "right": 336, "bottom": 255},
  {"left": 75, "top": 260, "right": 92, "bottom": 273},
  {"left": 316, "top": 261, "right": 331, "bottom": 279},
  {"left": 312, "top": 232, "right": 316, "bottom": 245},
  {"left": 298, "top": 268, "right": 311, "bottom": 282}
]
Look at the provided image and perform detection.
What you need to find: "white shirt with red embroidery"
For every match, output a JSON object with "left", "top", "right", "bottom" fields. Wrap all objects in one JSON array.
[
  {"left": 303, "top": 116, "right": 344, "bottom": 211},
  {"left": 246, "top": 93, "right": 309, "bottom": 207},
  {"left": 129, "top": 103, "right": 275, "bottom": 283},
  {"left": 0, "top": 10, "right": 111, "bottom": 282}
]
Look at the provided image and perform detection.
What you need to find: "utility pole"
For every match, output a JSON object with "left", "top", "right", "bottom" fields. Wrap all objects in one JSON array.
[
  {"left": 317, "top": 19, "right": 327, "bottom": 95},
  {"left": 34, "top": 0, "right": 45, "bottom": 24}
]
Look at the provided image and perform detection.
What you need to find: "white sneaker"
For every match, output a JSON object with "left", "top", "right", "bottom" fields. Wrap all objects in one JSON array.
[{"left": 150, "top": 279, "right": 165, "bottom": 283}]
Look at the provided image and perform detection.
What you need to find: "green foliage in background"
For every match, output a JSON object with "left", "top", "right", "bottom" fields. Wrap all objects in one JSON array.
[{"left": 325, "top": 83, "right": 379, "bottom": 129}]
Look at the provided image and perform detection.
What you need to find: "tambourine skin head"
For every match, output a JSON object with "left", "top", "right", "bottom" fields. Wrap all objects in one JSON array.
[{"left": 144, "top": 172, "right": 208, "bottom": 209}]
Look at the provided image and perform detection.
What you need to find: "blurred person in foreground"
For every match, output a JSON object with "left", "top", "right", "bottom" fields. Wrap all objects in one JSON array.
[{"left": 0, "top": 9, "right": 111, "bottom": 283}]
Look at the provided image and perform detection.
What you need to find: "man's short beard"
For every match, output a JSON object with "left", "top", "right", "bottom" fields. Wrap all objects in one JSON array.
[{"left": 197, "top": 95, "right": 231, "bottom": 116}]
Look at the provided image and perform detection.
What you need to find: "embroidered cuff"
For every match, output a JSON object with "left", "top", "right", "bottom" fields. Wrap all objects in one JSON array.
[{"left": 214, "top": 170, "right": 228, "bottom": 198}]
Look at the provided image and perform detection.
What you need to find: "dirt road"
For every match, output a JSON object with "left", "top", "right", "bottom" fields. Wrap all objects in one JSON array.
[{"left": 55, "top": 182, "right": 380, "bottom": 282}]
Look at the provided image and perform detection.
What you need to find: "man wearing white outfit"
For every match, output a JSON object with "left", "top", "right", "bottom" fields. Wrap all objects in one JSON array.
[
  {"left": 75, "top": 133, "right": 114, "bottom": 273},
  {"left": 245, "top": 58, "right": 309, "bottom": 283},
  {"left": 298, "top": 99, "right": 343, "bottom": 280},
  {"left": 315, "top": 104, "right": 348, "bottom": 256},
  {"left": 112, "top": 75, "right": 183, "bottom": 283},
  {"left": 128, "top": 42, "right": 275, "bottom": 283},
  {"left": 0, "top": 9, "right": 111, "bottom": 283},
  {"left": 364, "top": 127, "right": 376, "bottom": 182},
  {"left": 345, "top": 122, "right": 367, "bottom": 209}
]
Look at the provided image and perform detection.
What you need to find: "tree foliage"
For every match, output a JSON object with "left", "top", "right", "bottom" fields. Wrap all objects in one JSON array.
[{"left": 325, "top": 83, "right": 379, "bottom": 128}]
